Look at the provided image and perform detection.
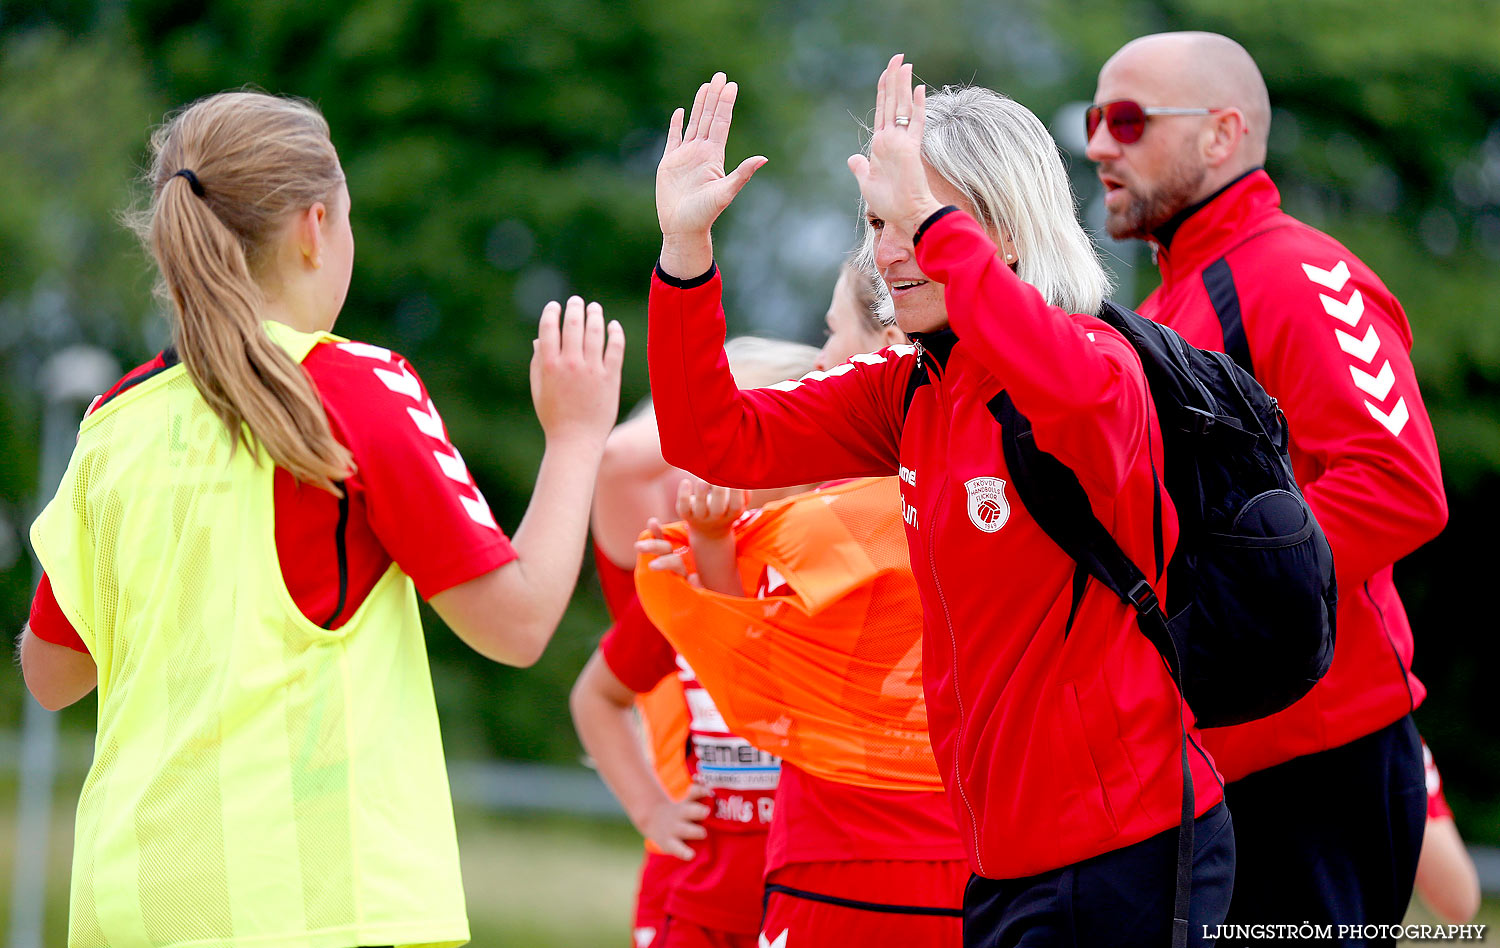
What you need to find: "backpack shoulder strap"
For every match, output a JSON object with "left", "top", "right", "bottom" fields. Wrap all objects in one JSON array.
[
  {"left": 1202, "top": 258, "right": 1254, "bottom": 376},
  {"left": 988, "top": 391, "right": 1176, "bottom": 675}
]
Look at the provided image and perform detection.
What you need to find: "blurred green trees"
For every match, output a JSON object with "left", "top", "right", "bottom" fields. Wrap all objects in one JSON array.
[{"left": 1, "top": 1, "right": 1495, "bottom": 836}]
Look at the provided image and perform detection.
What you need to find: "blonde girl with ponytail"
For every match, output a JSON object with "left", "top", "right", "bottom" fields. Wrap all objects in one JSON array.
[{"left": 21, "top": 91, "right": 623, "bottom": 948}]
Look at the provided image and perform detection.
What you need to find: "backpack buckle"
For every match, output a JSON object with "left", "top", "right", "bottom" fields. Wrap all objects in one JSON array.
[
  {"left": 1182, "top": 407, "right": 1215, "bottom": 436},
  {"left": 1127, "top": 580, "right": 1160, "bottom": 616}
]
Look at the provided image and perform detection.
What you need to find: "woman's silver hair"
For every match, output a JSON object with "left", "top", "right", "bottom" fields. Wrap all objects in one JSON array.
[{"left": 856, "top": 85, "right": 1111, "bottom": 318}]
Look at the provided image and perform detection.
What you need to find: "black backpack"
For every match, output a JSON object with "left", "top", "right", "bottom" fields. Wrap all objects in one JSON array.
[{"left": 990, "top": 299, "right": 1337, "bottom": 730}]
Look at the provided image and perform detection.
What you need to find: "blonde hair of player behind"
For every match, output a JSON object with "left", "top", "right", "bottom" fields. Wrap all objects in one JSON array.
[
  {"left": 628, "top": 336, "right": 819, "bottom": 422},
  {"left": 128, "top": 91, "right": 352, "bottom": 494}
]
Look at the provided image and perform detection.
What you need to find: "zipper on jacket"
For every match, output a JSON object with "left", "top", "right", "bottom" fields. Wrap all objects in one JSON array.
[{"left": 921, "top": 356, "right": 984, "bottom": 875}]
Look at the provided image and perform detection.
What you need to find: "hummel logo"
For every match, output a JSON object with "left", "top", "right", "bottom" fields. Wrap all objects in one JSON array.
[{"left": 759, "top": 931, "right": 789, "bottom": 948}]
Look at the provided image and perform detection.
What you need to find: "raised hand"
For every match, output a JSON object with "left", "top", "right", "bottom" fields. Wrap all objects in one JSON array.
[
  {"left": 676, "top": 479, "right": 749, "bottom": 540},
  {"left": 530, "top": 296, "right": 625, "bottom": 445},
  {"left": 847, "top": 54, "right": 945, "bottom": 235},
  {"left": 656, "top": 72, "right": 767, "bottom": 277}
]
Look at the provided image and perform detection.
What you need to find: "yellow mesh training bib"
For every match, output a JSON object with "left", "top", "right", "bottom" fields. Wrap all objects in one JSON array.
[{"left": 31, "top": 322, "right": 469, "bottom": 948}]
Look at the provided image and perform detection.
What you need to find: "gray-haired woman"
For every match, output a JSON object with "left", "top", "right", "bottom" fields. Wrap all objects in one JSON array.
[{"left": 646, "top": 59, "right": 1235, "bottom": 947}]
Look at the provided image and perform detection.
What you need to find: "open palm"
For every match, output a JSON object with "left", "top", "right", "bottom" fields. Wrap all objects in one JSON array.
[
  {"left": 848, "top": 54, "right": 942, "bottom": 234},
  {"left": 657, "top": 72, "right": 766, "bottom": 238}
]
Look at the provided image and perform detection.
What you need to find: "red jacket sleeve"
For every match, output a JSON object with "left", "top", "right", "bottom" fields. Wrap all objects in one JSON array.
[
  {"left": 306, "top": 341, "right": 518, "bottom": 599},
  {"left": 648, "top": 265, "right": 911, "bottom": 488},
  {"left": 599, "top": 593, "right": 679, "bottom": 694},
  {"left": 28, "top": 573, "right": 88, "bottom": 654},
  {"left": 1237, "top": 251, "right": 1447, "bottom": 587},
  {"left": 918, "top": 210, "right": 1152, "bottom": 497}
]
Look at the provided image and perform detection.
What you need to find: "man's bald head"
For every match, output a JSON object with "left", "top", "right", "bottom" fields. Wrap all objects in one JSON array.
[
  {"left": 1088, "top": 32, "right": 1271, "bottom": 240},
  {"left": 1102, "top": 32, "right": 1271, "bottom": 166}
]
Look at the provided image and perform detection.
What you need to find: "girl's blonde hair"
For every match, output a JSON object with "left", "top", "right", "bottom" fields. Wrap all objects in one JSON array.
[{"left": 131, "top": 91, "right": 352, "bottom": 493}]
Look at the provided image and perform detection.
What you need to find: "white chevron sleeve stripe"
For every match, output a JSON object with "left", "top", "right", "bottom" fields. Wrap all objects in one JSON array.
[
  {"left": 1366, "top": 396, "right": 1410, "bottom": 437},
  {"left": 459, "top": 490, "right": 499, "bottom": 530},
  {"left": 1335, "top": 325, "right": 1381, "bottom": 364},
  {"left": 407, "top": 398, "right": 445, "bottom": 440},
  {"left": 373, "top": 363, "right": 422, "bottom": 401},
  {"left": 1349, "top": 360, "right": 1396, "bottom": 401},
  {"left": 432, "top": 445, "right": 470, "bottom": 484},
  {"left": 1320, "top": 289, "right": 1365, "bottom": 327},
  {"left": 337, "top": 342, "right": 393, "bottom": 362},
  {"left": 1302, "top": 260, "right": 1351, "bottom": 292}
]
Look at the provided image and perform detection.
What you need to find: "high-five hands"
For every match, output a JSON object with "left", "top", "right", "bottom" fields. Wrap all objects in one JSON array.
[
  {"left": 847, "top": 54, "right": 946, "bottom": 236},
  {"left": 530, "top": 296, "right": 625, "bottom": 445},
  {"left": 656, "top": 72, "right": 767, "bottom": 278}
]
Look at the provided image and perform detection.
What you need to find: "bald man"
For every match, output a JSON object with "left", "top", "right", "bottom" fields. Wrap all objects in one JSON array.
[{"left": 1089, "top": 32, "right": 1448, "bottom": 939}]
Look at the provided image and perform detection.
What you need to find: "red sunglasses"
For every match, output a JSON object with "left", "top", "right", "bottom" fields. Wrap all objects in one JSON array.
[{"left": 1086, "top": 99, "right": 1224, "bottom": 145}]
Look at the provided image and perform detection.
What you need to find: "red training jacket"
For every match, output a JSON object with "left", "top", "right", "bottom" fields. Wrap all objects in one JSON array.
[
  {"left": 1138, "top": 170, "right": 1447, "bottom": 781},
  {"left": 648, "top": 209, "right": 1223, "bottom": 880}
]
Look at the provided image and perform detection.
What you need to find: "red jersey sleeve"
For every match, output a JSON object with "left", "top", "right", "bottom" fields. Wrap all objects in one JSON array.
[
  {"left": 917, "top": 210, "right": 1152, "bottom": 497},
  {"left": 648, "top": 265, "right": 912, "bottom": 488},
  {"left": 1236, "top": 247, "right": 1447, "bottom": 587},
  {"left": 1422, "top": 739, "right": 1454, "bottom": 821},
  {"left": 599, "top": 593, "right": 679, "bottom": 694},
  {"left": 304, "top": 341, "right": 517, "bottom": 599},
  {"left": 28, "top": 573, "right": 88, "bottom": 653}
]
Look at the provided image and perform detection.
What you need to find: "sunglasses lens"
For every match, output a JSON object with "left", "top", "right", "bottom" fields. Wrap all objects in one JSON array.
[
  {"left": 1106, "top": 100, "right": 1146, "bottom": 144},
  {"left": 1085, "top": 105, "right": 1103, "bottom": 141}
]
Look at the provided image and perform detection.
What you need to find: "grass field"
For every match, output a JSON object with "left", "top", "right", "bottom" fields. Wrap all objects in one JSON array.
[{"left": 3, "top": 780, "right": 1496, "bottom": 946}]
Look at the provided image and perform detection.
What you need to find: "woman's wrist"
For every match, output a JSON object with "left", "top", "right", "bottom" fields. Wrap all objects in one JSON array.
[
  {"left": 659, "top": 233, "right": 715, "bottom": 282},
  {"left": 901, "top": 197, "right": 949, "bottom": 237}
]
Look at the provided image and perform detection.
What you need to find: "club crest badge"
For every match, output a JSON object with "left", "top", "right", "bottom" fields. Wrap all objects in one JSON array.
[{"left": 964, "top": 476, "right": 1010, "bottom": 533}]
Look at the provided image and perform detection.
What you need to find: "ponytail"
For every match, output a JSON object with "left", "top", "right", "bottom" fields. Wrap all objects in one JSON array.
[{"left": 136, "top": 92, "right": 353, "bottom": 494}]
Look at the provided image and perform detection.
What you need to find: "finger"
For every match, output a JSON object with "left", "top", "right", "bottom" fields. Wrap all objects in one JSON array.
[
  {"left": 584, "top": 301, "right": 605, "bottom": 364},
  {"left": 649, "top": 554, "right": 687, "bottom": 576},
  {"left": 890, "top": 54, "right": 906, "bottom": 127},
  {"left": 913, "top": 83, "right": 928, "bottom": 139},
  {"left": 645, "top": 517, "right": 665, "bottom": 539},
  {"left": 678, "top": 821, "right": 708, "bottom": 841},
  {"left": 686, "top": 783, "right": 713, "bottom": 800},
  {"left": 691, "top": 479, "right": 711, "bottom": 519},
  {"left": 604, "top": 319, "right": 625, "bottom": 376},
  {"left": 722, "top": 155, "right": 767, "bottom": 202},
  {"left": 874, "top": 63, "right": 887, "bottom": 133},
  {"left": 707, "top": 485, "right": 729, "bottom": 518},
  {"left": 685, "top": 81, "right": 710, "bottom": 140},
  {"left": 693, "top": 73, "right": 726, "bottom": 140},
  {"left": 536, "top": 300, "right": 561, "bottom": 356},
  {"left": 560, "top": 295, "right": 585, "bottom": 359},
  {"left": 676, "top": 478, "right": 693, "bottom": 519},
  {"left": 734, "top": 489, "right": 750, "bottom": 514},
  {"left": 847, "top": 153, "right": 869, "bottom": 185},
  {"left": 664, "top": 107, "right": 685, "bottom": 157},
  {"left": 684, "top": 802, "right": 712, "bottom": 821},
  {"left": 896, "top": 62, "right": 915, "bottom": 128},
  {"left": 635, "top": 538, "right": 674, "bottom": 555},
  {"left": 664, "top": 839, "right": 695, "bottom": 861},
  {"left": 687, "top": 572, "right": 702, "bottom": 588},
  {"left": 707, "top": 79, "right": 738, "bottom": 148}
]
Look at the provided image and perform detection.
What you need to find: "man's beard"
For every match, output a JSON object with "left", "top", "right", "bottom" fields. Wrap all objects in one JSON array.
[{"left": 1103, "top": 154, "right": 1207, "bottom": 241}]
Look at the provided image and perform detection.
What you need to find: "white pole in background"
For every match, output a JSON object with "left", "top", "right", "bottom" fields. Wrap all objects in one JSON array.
[{"left": 9, "top": 346, "right": 119, "bottom": 948}]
